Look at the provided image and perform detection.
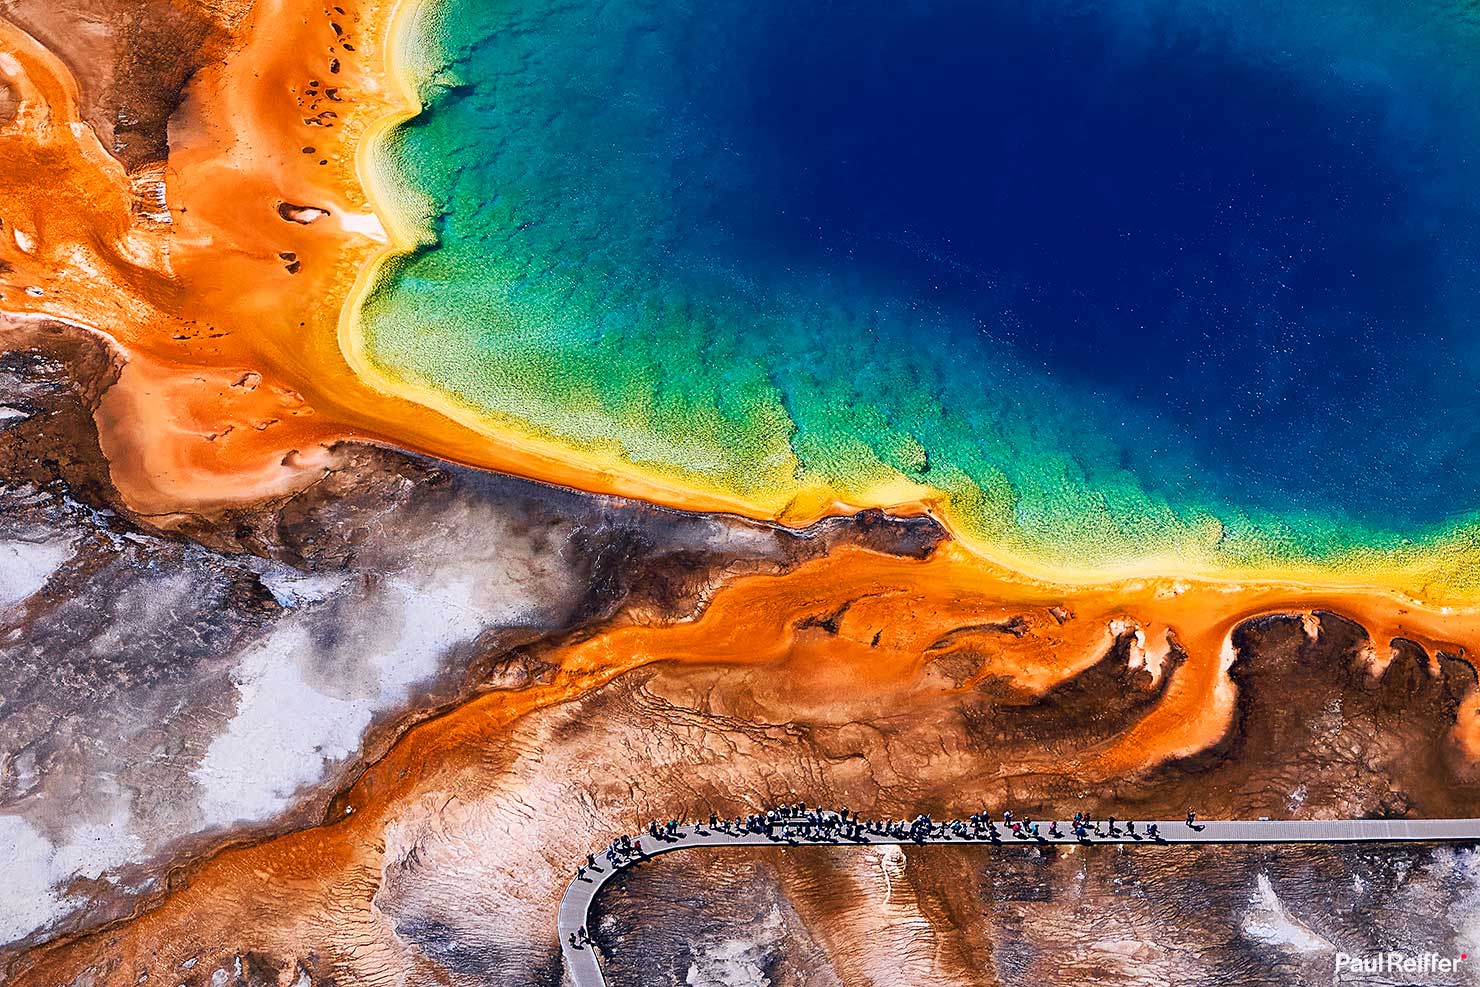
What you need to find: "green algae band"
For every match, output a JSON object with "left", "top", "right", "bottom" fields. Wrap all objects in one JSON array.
[{"left": 359, "top": 0, "right": 1480, "bottom": 584}]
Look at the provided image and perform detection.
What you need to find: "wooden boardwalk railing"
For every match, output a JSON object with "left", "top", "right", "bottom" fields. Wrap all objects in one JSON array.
[{"left": 558, "top": 816, "right": 1480, "bottom": 986}]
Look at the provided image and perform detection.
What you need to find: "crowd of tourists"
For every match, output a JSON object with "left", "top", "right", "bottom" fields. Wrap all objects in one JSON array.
[
  {"left": 571, "top": 805, "right": 1200, "bottom": 884},
  {"left": 565, "top": 805, "right": 1200, "bottom": 950}
]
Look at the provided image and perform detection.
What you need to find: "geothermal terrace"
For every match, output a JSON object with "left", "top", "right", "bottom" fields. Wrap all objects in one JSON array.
[{"left": 558, "top": 810, "right": 1480, "bottom": 986}]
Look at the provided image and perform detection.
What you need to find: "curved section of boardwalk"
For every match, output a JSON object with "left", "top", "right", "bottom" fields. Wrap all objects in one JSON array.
[{"left": 558, "top": 817, "right": 1480, "bottom": 987}]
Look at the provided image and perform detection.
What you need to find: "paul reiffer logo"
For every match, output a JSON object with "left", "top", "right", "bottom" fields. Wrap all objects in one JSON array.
[{"left": 1334, "top": 951, "right": 1467, "bottom": 978}]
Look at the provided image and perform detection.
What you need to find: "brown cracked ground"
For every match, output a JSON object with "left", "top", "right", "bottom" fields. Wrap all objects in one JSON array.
[
  {"left": 5, "top": 329, "right": 1480, "bottom": 986},
  {"left": 5, "top": 1, "right": 1480, "bottom": 985}
]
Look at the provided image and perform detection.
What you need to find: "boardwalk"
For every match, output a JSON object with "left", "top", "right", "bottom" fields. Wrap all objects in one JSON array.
[{"left": 558, "top": 815, "right": 1480, "bottom": 987}]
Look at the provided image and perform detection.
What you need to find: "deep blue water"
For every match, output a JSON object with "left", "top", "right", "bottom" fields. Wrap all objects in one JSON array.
[
  {"left": 693, "top": 0, "right": 1480, "bottom": 526},
  {"left": 371, "top": 0, "right": 1480, "bottom": 562}
]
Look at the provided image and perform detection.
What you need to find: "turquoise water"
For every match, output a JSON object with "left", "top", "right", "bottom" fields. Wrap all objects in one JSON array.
[{"left": 362, "top": 0, "right": 1480, "bottom": 571}]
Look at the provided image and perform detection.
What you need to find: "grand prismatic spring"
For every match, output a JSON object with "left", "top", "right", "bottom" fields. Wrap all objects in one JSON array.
[{"left": 6, "top": 0, "right": 1480, "bottom": 984}]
